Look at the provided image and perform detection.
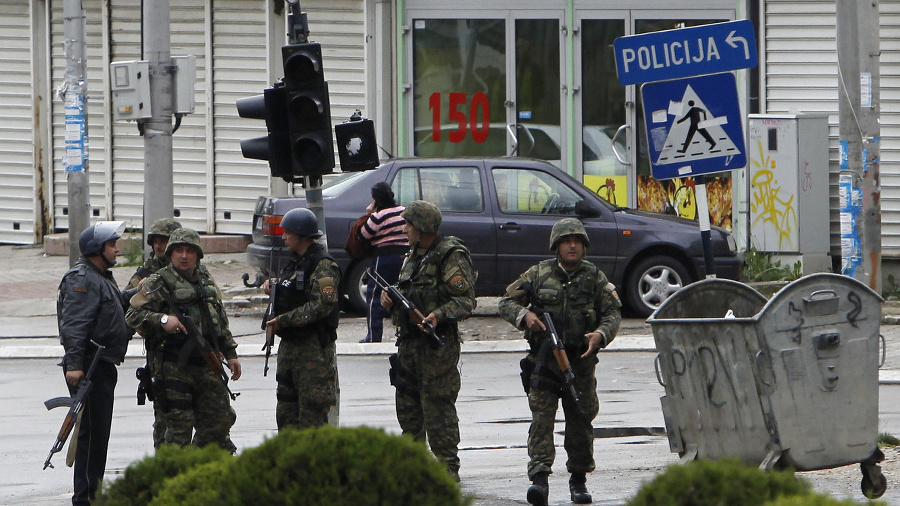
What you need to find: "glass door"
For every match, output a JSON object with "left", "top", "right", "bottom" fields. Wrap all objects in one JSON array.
[
  {"left": 576, "top": 10, "right": 734, "bottom": 219},
  {"left": 410, "top": 13, "right": 565, "bottom": 164}
]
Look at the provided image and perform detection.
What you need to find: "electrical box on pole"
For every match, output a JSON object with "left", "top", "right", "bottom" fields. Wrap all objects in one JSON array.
[{"left": 110, "top": 60, "right": 152, "bottom": 121}]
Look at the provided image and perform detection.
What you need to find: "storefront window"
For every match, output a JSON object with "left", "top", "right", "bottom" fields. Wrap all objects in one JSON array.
[{"left": 412, "top": 19, "right": 506, "bottom": 157}]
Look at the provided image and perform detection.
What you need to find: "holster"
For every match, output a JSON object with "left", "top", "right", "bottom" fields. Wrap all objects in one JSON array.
[
  {"left": 528, "top": 340, "right": 561, "bottom": 394},
  {"left": 388, "top": 353, "right": 418, "bottom": 396},
  {"left": 519, "top": 357, "right": 534, "bottom": 394}
]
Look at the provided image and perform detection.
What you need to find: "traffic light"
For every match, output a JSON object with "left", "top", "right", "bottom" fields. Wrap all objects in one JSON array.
[
  {"left": 236, "top": 82, "right": 293, "bottom": 180},
  {"left": 282, "top": 42, "right": 335, "bottom": 176},
  {"left": 335, "top": 110, "right": 380, "bottom": 172}
]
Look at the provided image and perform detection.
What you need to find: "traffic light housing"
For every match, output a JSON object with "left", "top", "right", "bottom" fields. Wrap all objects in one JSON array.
[
  {"left": 335, "top": 110, "right": 380, "bottom": 172},
  {"left": 282, "top": 42, "right": 335, "bottom": 176},
  {"left": 236, "top": 83, "right": 293, "bottom": 180}
]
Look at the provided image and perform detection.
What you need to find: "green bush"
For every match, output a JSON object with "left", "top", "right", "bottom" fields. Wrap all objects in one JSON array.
[
  {"left": 150, "top": 458, "right": 233, "bottom": 505},
  {"left": 626, "top": 458, "right": 811, "bottom": 506},
  {"left": 94, "top": 444, "right": 231, "bottom": 506},
  {"left": 764, "top": 493, "right": 885, "bottom": 506},
  {"left": 150, "top": 425, "right": 472, "bottom": 506}
]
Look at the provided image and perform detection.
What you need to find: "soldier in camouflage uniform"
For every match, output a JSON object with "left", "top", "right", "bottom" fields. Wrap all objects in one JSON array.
[
  {"left": 379, "top": 200, "right": 477, "bottom": 481},
  {"left": 125, "top": 217, "right": 181, "bottom": 448},
  {"left": 126, "top": 228, "right": 242, "bottom": 453},
  {"left": 125, "top": 218, "right": 182, "bottom": 290},
  {"left": 499, "top": 217, "right": 621, "bottom": 506},
  {"left": 264, "top": 208, "right": 340, "bottom": 430}
]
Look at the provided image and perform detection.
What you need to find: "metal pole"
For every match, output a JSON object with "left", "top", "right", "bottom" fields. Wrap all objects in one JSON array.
[
  {"left": 62, "top": 0, "right": 90, "bottom": 267},
  {"left": 837, "top": 0, "right": 881, "bottom": 292},
  {"left": 142, "top": 0, "right": 174, "bottom": 248}
]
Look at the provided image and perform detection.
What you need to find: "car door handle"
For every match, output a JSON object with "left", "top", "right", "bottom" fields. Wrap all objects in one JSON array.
[{"left": 499, "top": 222, "right": 520, "bottom": 231}]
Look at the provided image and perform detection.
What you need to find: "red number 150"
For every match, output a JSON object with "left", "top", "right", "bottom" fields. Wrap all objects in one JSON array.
[{"left": 429, "top": 92, "right": 490, "bottom": 143}]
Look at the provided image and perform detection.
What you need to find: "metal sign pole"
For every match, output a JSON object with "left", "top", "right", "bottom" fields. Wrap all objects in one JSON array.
[{"left": 694, "top": 175, "right": 716, "bottom": 279}]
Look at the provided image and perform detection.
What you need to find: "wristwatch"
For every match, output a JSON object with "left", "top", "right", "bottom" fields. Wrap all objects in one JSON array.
[{"left": 160, "top": 314, "right": 169, "bottom": 325}]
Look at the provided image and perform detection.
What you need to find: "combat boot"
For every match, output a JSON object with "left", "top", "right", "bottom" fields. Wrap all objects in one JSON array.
[
  {"left": 527, "top": 471, "right": 549, "bottom": 506},
  {"left": 569, "top": 472, "right": 592, "bottom": 504}
]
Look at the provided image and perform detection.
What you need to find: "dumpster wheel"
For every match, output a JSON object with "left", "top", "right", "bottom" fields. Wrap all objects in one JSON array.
[{"left": 860, "top": 450, "right": 887, "bottom": 499}]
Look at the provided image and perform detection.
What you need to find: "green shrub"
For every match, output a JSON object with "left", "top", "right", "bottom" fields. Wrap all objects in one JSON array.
[
  {"left": 94, "top": 444, "right": 231, "bottom": 506},
  {"left": 626, "top": 458, "right": 811, "bottom": 506},
  {"left": 151, "top": 425, "right": 471, "bottom": 506},
  {"left": 878, "top": 432, "right": 900, "bottom": 447},
  {"left": 150, "top": 458, "right": 233, "bottom": 506},
  {"left": 764, "top": 493, "right": 885, "bottom": 506}
]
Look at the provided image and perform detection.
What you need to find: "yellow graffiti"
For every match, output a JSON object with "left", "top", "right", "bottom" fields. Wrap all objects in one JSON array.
[{"left": 750, "top": 140, "right": 797, "bottom": 249}]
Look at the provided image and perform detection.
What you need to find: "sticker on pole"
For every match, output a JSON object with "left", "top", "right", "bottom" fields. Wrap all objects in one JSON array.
[{"left": 640, "top": 72, "right": 746, "bottom": 180}]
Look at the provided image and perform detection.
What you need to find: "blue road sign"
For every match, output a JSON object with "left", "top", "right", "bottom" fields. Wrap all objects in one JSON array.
[
  {"left": 615, "top": 20, "right": 757, "bottom": 85},
  {"left": 641, "top": 72, "right": 746, "bottom": 180}
]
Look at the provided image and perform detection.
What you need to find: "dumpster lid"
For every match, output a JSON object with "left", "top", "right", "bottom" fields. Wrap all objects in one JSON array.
[{"left": 647, "top": 278, "right": 768, "bottom": 321}]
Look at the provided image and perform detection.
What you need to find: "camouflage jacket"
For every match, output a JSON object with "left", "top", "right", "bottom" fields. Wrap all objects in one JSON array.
[
  {"left": 499, "top": 258, "right": 621, "bottom": 352},
  {"left": 125, "top": 255, "right": 169, "bottom": 290},
  {"left": 273, "top": 244, "right": 341, "bottom": 339},
  {"left": 126, "top": 263, "right": 238, "bottom": 360},
  {"left": 391, "top": 235, "right": 477, "bottom": 338}
]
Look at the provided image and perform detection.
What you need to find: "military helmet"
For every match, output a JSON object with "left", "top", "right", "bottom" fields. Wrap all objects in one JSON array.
[
  {"left": 549, "top": 218, "right": 590, "bottom": 251},
  {"left": 147, "top": 218, "right": 182, "bottom": 245},
  {"left": 280, "top": 208, "right": 323, "bottom": 238},
  {"left": 401, "top": 200, "right": 442, "bottom": 235},
  {"left": 165, "top": 227, "right": 204, "bottom": 259},
  {"left": 79, "top": 221, "right": 126, "bottom": 257}
]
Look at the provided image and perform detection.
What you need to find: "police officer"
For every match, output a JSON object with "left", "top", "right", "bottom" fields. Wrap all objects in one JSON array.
[
  {"left": 126, "top": 227, "right": 241, "bottom": 452},
  {"left": 379, "top": 200, "right": 477, "bottom": 481},
  {"left": 499, "top": 218, "right": 621, "bottom": 505},
  {"left": 125, "top": 217, "right": 181, "bottom": 449},
  {"left": 264, "top": 208, "right": 341, "bottom": 430},
  {"left": 57, "top": 221, "right": 133, "bottom": 506},
  {"left": 125, "top": 218, "right": 181, "bottom": 290}
]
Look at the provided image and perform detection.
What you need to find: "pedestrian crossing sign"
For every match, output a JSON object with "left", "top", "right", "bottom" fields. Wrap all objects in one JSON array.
[{"left": 640, "top": 72, "right": 746, "bottom": 180}]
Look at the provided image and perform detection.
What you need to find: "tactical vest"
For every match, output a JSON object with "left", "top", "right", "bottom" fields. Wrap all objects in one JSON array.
[
  {"left": 273, "top": 244, "right": 340, "bottom": 341},
  {"left": 396, "top": 235, "right": 469, "bottom": 337},
  {"left": 528, "top": 259, "right": 602, "bottom": 351},
  {"left": 157, "top": 266, "right": 226, "bottom": 357}
]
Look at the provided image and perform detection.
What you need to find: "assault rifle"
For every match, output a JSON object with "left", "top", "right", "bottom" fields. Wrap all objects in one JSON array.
[
  {"left": 521, "top": 280, "right": 580, "bottom": 406},
  {"left": 366, "top": 267, "right": 442, "bottom": 348},
  {"left": 43, "top": 342, "right": 104, "bottom": 470},
  {"left": 261, "top": 277, "right": 277, "bottom": 376},
  {"left": 155, "top": 287, "right": 239, "bottom": 401}
]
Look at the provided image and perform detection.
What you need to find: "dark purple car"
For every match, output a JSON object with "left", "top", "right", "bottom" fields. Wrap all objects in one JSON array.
[{"left": 247, "top": 157, "right": 742, "bottom": 317}]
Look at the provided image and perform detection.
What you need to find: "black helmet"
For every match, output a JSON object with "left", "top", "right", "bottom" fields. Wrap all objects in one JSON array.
[
  {"left": 281, "top": 208, "right": 323, "bottom": 238},
  {"left": 79, "top": 221, "right": 126, "bottom": 257},
  {"left": 147, "top": 218, "right": 182, "bottom": 245}
]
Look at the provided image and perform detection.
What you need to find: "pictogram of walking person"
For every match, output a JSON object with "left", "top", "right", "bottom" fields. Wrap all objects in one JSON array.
[{"left": 676, "top": 100, "right": 716, "bottom": 153}]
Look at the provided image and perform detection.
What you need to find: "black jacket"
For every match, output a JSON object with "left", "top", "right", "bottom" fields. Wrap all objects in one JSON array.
[{"left": 57, "top": 257, "right": 133, "bottom": 369}]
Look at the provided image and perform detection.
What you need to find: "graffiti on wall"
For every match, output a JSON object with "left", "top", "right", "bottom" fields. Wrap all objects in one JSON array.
[{"left": 749, "top": 139, "right": 798, "bottom": 250}]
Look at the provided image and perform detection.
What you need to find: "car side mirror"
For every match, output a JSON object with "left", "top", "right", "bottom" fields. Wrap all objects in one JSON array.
[{"left": 575, "top": 199, "right": 601, "bottom": 218}]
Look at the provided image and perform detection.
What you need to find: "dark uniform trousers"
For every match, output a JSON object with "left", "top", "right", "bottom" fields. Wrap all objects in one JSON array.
[{"left": 65, "top": 360, "right": 117, "bottom": 506}]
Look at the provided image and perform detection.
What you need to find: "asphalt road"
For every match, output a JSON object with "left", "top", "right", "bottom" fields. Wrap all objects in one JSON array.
[{"left": 5, "top": 352, "right": 900, "bottom": 505}]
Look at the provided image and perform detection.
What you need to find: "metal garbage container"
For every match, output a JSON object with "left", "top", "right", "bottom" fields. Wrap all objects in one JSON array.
[{"left": 648, "top": 273, "right": 887, "bottom": 498}]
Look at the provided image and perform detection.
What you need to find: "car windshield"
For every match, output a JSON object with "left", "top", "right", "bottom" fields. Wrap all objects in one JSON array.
[{"left": 322, "top": 172, "right": 366, "bottom": 196}]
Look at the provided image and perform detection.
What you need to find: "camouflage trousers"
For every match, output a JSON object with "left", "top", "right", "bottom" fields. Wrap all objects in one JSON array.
[
  {"left": 160, "top": 360, "right": 237, "bottom": 452},
  {"left": 275, "top": 336, "right": 337, "bottom": 430},
  {"left": 146, "top": 347, "right": 166, "bottom": 448},
  {"left": 395, "top": 334, "right": 462, "bottom": 473},
  {"left": 526, "top": 352, "right": 599, "bottom": 479}
]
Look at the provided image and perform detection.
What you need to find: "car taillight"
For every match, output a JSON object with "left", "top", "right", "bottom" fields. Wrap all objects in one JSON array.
[{"left": 261, "top": 215, "right": 284, "bottom": 236}]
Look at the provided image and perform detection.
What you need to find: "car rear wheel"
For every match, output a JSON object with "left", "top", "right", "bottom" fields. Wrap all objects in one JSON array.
[
  {"left": 624, "top": 255, "right": 691, "bottom": 318},
  {"left": 344, "top": 259, "right": 372, "bottom": 315}
]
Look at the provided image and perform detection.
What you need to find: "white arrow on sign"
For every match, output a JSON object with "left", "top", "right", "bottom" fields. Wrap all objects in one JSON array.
[{"left": 725, "top": 30, "right": 749, "bottom": 59}]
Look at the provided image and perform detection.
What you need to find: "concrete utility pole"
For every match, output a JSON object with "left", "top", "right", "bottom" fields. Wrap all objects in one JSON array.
[
  {"left": 142, "top": 0, "right": 175, "bottom": 246},
  {"left": 62, "top": 0, "right": 90, "bottom": 267},
  {"left": 837, "top": 0, "right": 881, "bottom": 293}
]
